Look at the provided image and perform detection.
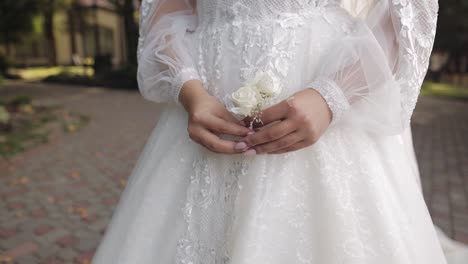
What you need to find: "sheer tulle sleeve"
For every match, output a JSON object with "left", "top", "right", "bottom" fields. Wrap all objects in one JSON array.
[
  {"left": 137, "top": 0, "right": 200, "bottom": 103},
  {"left": 309, "top": 0, "right": 438, "bottom": 135}
]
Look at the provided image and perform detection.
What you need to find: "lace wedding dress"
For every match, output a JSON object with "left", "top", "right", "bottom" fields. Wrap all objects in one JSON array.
[{"left": 91, "top": 1, "right": 451, "bottom": 263}]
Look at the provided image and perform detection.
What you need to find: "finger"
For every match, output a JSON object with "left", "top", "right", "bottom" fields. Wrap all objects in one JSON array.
[
  {"left": 207, "top": 116, "right": 252, "bottom": 137},
  {"left": 260, "top": 100, "right": 290, "bottom": 126},
  {"left": 270, "top": 140, "right": 311, "bottom": 154},
  {"left": 254, "top": 132, "right": 303, "bottom": 154},
  {"left": 243, "top": 120, "right": 296, "bottom": 146},
  {"left": 218, "top": 110, "right": 247, "bottom": 127},
  {"left": 197, "top": 128, "right": 243, "bottom": 154}
]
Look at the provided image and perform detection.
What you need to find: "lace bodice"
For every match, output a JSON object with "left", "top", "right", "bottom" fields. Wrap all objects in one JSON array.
[{"left": 196, "top": 0, "right": 339, "bottom": 25}]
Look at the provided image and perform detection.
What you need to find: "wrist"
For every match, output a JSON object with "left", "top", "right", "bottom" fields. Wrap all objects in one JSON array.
[
  {"left": 172, "top": 68, "right": 202, "bottom": 102},
  {"left": 307, "top": 79, "right": 350, "bottom": 125},
  {"left": 306, "top": 88, "right": 333, "bottom": 124},
  {"left": 179, "top": 80, "right": 211, "bottom": 113}
]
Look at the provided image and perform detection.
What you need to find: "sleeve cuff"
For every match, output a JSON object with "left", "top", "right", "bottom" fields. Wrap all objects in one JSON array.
[
  {"left": 172, "top": 68, "right": 202, "bottom": 103},
  {"left": 308, "top": 78, "right": 350, "bottom": 125}
]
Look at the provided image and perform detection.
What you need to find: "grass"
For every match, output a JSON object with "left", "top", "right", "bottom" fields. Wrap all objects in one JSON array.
[
  {"left": 8, "top": 66, "right": 94, "bottom": 80},
  {"left": 0, "top": 105, "right": 53, "bottom": 158},
  {"left": 421, "top": 81, "right": 468, "bottom": 100},
  {"left": 0, "top": 120, "right": 49, "bottom": 158},
  {"left": 0, "top": 97, "right": 90, "bottom": 159}
]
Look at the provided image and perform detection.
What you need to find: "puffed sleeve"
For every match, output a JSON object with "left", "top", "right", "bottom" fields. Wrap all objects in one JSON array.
[
  {"left": 309, "top": 0, "right": 438, "bottom": 135},
  {"left": 137, "top": 0, "right": 201, "bottom": 103}
]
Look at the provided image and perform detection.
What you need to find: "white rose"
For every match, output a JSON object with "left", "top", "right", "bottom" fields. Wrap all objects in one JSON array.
[
  {"left": 230, "top": 86, "right": 258, "bottom": 116},
  {"left": 252, "top": 71, "right": 282, "bottom": 97}
]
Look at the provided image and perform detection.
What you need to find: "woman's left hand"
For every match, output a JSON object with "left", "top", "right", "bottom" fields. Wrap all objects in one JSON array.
[{"left": 238, "top": 88, "right": 332, "bottom": 155}]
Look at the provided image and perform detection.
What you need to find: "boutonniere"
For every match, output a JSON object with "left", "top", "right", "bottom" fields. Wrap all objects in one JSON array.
[{"left": 229, "top": 70, "right": 282, "bottom": 127}]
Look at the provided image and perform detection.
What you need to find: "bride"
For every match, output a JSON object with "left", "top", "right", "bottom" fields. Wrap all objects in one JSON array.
[{"left": 91, "top": 0, "right": 459, "bottom": 263}]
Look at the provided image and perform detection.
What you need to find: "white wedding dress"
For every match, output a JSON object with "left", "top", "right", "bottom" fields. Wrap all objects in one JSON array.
[{"left": 91, "top": 1, "right": 453, "bottom": 263}]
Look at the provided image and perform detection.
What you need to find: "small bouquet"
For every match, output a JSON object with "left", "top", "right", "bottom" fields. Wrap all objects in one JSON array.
[{"left": 229, "top": 70, "right": 282, "bottom": 128}]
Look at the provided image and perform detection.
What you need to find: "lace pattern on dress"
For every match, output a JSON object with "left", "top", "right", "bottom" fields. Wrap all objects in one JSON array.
[
  {"left": 176, "top": 155, "right": 249, "bottom": 264},
  {"left": 308, "top": 78, "right": 350, "bottom": 124},
  {"left": 392, "top": 0, "right": 438, "bottom": 127},
  {"left": 137, "top": 0, "right": 155, "bottom": 63},
  {"left": 194, "top": 6, "right": 329, "bottom": 102}
]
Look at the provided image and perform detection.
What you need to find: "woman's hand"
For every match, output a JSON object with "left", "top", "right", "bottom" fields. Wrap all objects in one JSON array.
[
  {"left": 241, "top": 88, "right": 332, "bottom": 155},
  {"left": 179, "top": 80, "right": 253, "bottom": 154}
]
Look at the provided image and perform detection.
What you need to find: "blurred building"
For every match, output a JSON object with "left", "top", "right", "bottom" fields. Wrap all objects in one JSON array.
[{"left": 0, "top": 0, "right": 128, "bottom": 68}]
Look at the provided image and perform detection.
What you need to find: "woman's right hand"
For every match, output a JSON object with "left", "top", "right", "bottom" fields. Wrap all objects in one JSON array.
[{"left": 179, "top": 80, "right": 253, "bottom": 154}]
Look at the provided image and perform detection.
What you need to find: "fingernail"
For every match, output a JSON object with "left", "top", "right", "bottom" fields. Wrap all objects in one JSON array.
[
  {"left": 243, "top": 149, "right": 257, "bottom": 156},
  {"left": 235, "top": 142, "right": 247, "bottom": 150},
  {"left": 247, "top": 131, "right": 255, "bottom": 136}
]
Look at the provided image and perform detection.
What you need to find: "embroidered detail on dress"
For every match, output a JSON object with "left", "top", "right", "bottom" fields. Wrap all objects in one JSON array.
[
  {"left": 308, "top": 78, "right": 350, "bottom": 124},
  {"left": 194, "top": 6, "right": 328, "bottom": 102},
  {"left": 175, "top": 156, "right": 249, "bottom": 264},
  {"left": 392, "top": 0, "right": 438, "bottom": 128}
]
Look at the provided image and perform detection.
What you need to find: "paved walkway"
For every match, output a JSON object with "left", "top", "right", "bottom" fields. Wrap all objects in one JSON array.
[
  {"left": 412, "top": 96, "right": 468, "bottom": 243},
  {"left": 0, "top": 81, "right": 467, "bottom": 263}
]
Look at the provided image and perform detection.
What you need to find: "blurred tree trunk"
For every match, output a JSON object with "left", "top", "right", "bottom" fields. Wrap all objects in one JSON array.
[
  {"left": 435, "top": 0, "right": 468, "bottom": 74},
  {"left": 0, "top": 0, "right": 38, "bottom": 58},
  {"left": 68, "top": 8, "right": 77, "bottom": 55},
  {"left": 4, "top": 34, "right": 11, "bottom": 57},
  {"left": 122, "top": 0, "right": 138, "bottom": 66},
  {"left": 93, "top": 2, "right": 101, "bottom": 56},
  {"left": 110, "top": 0, "right": 139, "bottom": 66},
  {"left": 43, "top": 0, "right": 57, "bottom": 66}
]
